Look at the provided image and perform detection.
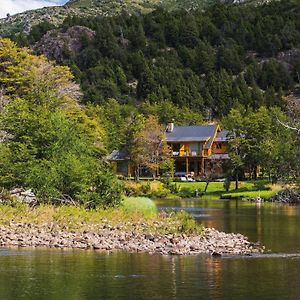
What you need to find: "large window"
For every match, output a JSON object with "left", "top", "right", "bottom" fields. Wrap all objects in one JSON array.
[
  {"left": 190, "top": 143, "right": 201, "bottom": 156},
  {"left": 172, "top": 144, "right": 180, "bottom": 156}
]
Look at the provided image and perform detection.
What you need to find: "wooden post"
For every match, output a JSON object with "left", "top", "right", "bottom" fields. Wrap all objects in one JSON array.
[
  {"left": 201, "top": 157, "right": 205, "bottom": 176},
  {"left": 186, "top": 157, "right": 189, "bottom": 175},
  {"left": 199, "top": 160, "right": 202, "bottom": 176},
  {"left": 195, "top": 160, "right": 198, "bottom": 176},
  {"left": 127, "top": 161, "right": 131, "bottom": 177}
]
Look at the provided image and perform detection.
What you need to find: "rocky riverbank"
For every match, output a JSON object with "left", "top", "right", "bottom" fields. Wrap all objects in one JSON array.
[
  {"left": 0, "top": 222, "right": 264, "bottom": 256},
  {"left": 270, "top": 189, "right": 300, "bottom": 204}
]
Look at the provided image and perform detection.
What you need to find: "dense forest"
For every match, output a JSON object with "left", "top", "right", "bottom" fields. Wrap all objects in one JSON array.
[
  {"left": 0, "top": 0, "right": 299, "bottom": 205},
  {"left": 13, "top": 0, "right": 300, "bottom": 120}
]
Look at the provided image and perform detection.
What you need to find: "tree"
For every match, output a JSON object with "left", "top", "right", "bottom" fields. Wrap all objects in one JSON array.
[
  {"left": 0, "top": 39, "right": 122, "bottom": 207},
  {"left": 222, "top": 108, "right": 246, "bottom": 189},
  {"left": 131, "top": 116, "right": 172, "bottom": 179}
]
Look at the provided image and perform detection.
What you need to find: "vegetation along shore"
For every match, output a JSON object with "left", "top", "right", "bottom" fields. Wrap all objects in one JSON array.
[
  {"left": 1, "top": 0, "right": 300, "bottom": 258},
  {"left": 0, "top": 202, "right": 264, "bottom": 256}
]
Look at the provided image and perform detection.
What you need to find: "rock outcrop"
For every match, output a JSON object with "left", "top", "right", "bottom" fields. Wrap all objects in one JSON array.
[{"left": 34, "top": 26, "right": 96, "bottom": 63}]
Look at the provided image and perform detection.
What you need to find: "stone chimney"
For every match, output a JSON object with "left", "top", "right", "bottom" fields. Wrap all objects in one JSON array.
[{"left": 166, "top": 121, "right": 174, "bottom": 132}]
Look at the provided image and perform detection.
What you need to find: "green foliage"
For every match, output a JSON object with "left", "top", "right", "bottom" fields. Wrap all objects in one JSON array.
[
  {"left": 222, "top": 106, "right": 298, "bottom": 184},
  {"left": 14, "top": 0, "right": 300, "bottom": 117},
  {"left": 173, "top": 211, "right": 204, "bottom": 235},
  {"left": 0, "top": 39, "right": 123, "bottom": 207},
  {"left": 121, "top": 197, "right": 157, "bottom": 216}
]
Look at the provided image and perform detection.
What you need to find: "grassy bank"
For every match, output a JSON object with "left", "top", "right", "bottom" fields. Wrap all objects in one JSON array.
[
  {"left": 0, "top": 198, "right": 203, "bottom": 235},
  {"left": 123, "top": 179, "right": 284, "bottom": 200},
  {"left": 173, "top": 180, "right": 283, "bottom": 200}
]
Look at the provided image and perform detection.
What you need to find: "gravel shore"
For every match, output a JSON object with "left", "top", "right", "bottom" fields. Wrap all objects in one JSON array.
[{"left": 0, "top": 222, "right": 264, "bottom": 256}]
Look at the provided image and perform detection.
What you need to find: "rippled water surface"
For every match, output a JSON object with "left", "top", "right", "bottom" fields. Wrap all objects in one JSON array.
[{"left": 1, "top": 199, "right": 300, "bottom": 300}]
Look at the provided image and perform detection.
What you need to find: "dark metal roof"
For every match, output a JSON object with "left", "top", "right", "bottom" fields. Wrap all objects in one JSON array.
[
  {"left": 107, "top": 149, "right": 130, "bottom": 161},
  {"left": 166, "top": 125, "right": 217, "bottom": 143},
  {"left": 215, "top": 130, "right": 230, "bottom": 142}
]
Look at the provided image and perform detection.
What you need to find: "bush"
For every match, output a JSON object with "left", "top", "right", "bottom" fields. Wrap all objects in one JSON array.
[
  {"left": 123, "top": 180, "right": 171, "bottom": 198},
  {"left": 82, "top": 169, "right": 124, "bottom": 209},
  {"left": 179, "top": 187, "right": 195, "bottom": 198},
  {"left": 253, "top": 181, "right": 271, "bottom": 191},
  {"left": 169, "top": 183, "right": 181, "bottom": 194},
  {"left": 171, "top": 211, "right": 204, "bottom": 235},
  {"left": 121, "top": 197, "right": 157, "bottom": 215}
]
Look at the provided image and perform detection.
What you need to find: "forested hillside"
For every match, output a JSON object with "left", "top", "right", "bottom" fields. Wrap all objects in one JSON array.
[
  {"left": 0, "top": 0, "right": 273, "bottom": 36},
  {"left": 2, "top": 0, "right": 300, "bottom": 183},
  {"left": 14, "top": 0, "right": 300, "bottom": 120}
]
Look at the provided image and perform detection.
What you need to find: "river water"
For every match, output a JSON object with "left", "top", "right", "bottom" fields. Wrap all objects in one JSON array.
[{"left": 0, "top": 199, "right": 300, "bottom": 299}]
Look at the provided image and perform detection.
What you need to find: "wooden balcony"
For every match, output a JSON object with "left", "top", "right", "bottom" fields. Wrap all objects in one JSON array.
[{"left": 172, "top": 151, "right": 203, "bottom": 158}]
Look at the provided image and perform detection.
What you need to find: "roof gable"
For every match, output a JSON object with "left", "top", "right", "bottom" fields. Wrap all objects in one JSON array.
[
  {"left": 107, "top": 149, "right": 130, "bottom": 161},
  {"left": 166, "top": 125, "right": 218, "bottom": 143},
  {"left": 214, "top": 130, "right": 230, "bottom": 142}
]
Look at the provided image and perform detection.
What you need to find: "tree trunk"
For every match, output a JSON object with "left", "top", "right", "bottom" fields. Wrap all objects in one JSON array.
[
  {"left": 135, "top": 166, "right": 140, "bottom": 181},
  {"left": 253, "top": 166, "right": 258, "bottom": 180},
  {"left": 204, "top": 181, "right": 210, "bottom": 193},
  {"left": 235, "top": 171, "right": 239, "bottom": 190}
]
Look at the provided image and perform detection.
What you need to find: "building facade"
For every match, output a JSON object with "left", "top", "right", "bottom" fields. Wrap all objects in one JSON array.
[
  {"left": 166, "top": 123, "right": 229, "bottom": 178},
  {"left": 108, "top": 123, "right": 230, "bottom": 178}
]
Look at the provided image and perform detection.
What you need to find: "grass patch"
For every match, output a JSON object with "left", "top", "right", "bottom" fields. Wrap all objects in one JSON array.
[
  {"left": 222, "top": 184, "right": 282, "bottom": 200},
  {"left": 173, "top": 180, "right": 283, "bottom": 200},
  {"left": 0, "top": 203, "right": 204, "bottom": 235},
  {"left": 121, "top": 197, "right": 157, "bottom": 216}
]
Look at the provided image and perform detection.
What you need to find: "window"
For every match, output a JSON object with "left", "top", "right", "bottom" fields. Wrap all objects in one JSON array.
[
  {"left": 190, "top": 143, "right": 199, "bottom": 156},
  {"left": 216, "top": 143, "right": 222, "bottom": 149},
  {"left": 172, "top": 144, "right": 180, "bottom": 156}
]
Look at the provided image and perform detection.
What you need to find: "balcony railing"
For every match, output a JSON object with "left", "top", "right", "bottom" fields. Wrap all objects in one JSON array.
[{"left": 172, "top": 151, "right": 201, "bottom": 157}]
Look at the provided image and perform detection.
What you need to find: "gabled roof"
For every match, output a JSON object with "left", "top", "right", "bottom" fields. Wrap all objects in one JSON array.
[
  {"left": 215, "top": 130, "right": 230, "bottom": 142},
  {"left": 107, "top": 149, "right": 130, "bottom": 161},
  {"left": 166, "top": 125, "right": 218, "bottom": 143}
]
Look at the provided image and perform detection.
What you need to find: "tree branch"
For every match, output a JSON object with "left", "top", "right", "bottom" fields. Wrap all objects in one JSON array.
[{"left": 276, "top": 116, "right": 300, "bottom": 135}]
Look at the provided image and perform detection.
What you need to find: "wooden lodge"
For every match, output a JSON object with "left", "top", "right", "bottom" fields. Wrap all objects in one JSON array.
[
  {"left": 166, "top": 123, "right": 229, "bottom": 177},
  {"left": 108, "top": 123, "right": 230, "bottom": 178}
]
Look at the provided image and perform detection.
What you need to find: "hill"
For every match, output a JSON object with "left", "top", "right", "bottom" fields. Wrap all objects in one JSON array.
[
  {"left": 0, "top": 0, "right": 277, "bottom": 36},
  {"left": 11, "top": 0, "right": 296, "bottom": 119}
]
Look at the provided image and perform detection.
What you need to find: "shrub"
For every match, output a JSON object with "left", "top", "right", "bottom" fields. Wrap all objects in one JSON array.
[
  {"left": 179, "top": 187, "right": 195, "bottom": 198},
  {"left": 82, "top": 169, "right": 124, "bottom": 209},
  {"left": 168, "top": 211, "right": 204, "bottom": 235},
  {"left": 121, "top": 197, "right": 157, "bottom": 215}
]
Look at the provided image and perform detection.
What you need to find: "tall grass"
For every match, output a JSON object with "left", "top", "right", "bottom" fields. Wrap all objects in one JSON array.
[
  {"left": 121, "top": 197, "right": 157, "bottom": 216},
  {"left": 0, "top": 200, "right": 204, "bottom": 235}
]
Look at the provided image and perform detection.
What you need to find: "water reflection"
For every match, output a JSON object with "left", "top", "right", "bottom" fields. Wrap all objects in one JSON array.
[
  {"left": 0, "top": 248, "right": 300, "bottom": 299},
  {"left": 0, "top": 199, "right": 300, "bottom": 299},
  {"left": 157, "top": 199, "right": 300, "bottom": 253}
]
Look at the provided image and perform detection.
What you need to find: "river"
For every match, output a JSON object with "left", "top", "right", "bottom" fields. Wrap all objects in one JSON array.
[{"left": 0, "top": 199, "right": 300, "bottom": 299}]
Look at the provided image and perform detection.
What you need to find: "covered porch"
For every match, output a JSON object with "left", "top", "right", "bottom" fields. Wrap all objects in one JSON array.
[{"left": 174, "top": 157, "right": 205, "bottom": 177}]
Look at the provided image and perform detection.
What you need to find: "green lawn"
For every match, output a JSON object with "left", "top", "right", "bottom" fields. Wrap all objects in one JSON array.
[{"left": 173, "top": 180, "right": 283, "bottom": 200}]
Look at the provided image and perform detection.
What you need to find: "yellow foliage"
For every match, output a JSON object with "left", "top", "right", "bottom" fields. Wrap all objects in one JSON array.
[{"left": 0, "top": 38, "right": 105, "bottom": 149}]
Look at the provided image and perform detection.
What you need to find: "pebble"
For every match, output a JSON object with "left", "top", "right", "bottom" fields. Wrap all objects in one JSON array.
[{"left": 0, "top": 223, "right": 264, "bottom": 256}]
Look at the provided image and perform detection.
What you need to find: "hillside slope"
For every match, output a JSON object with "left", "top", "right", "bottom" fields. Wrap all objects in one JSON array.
[
  {"left": 0, "top": 0, "right": 276, "bottom": 36},
  {"left": 18, "top": 0, "right": 298, "bottom": 118}
]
